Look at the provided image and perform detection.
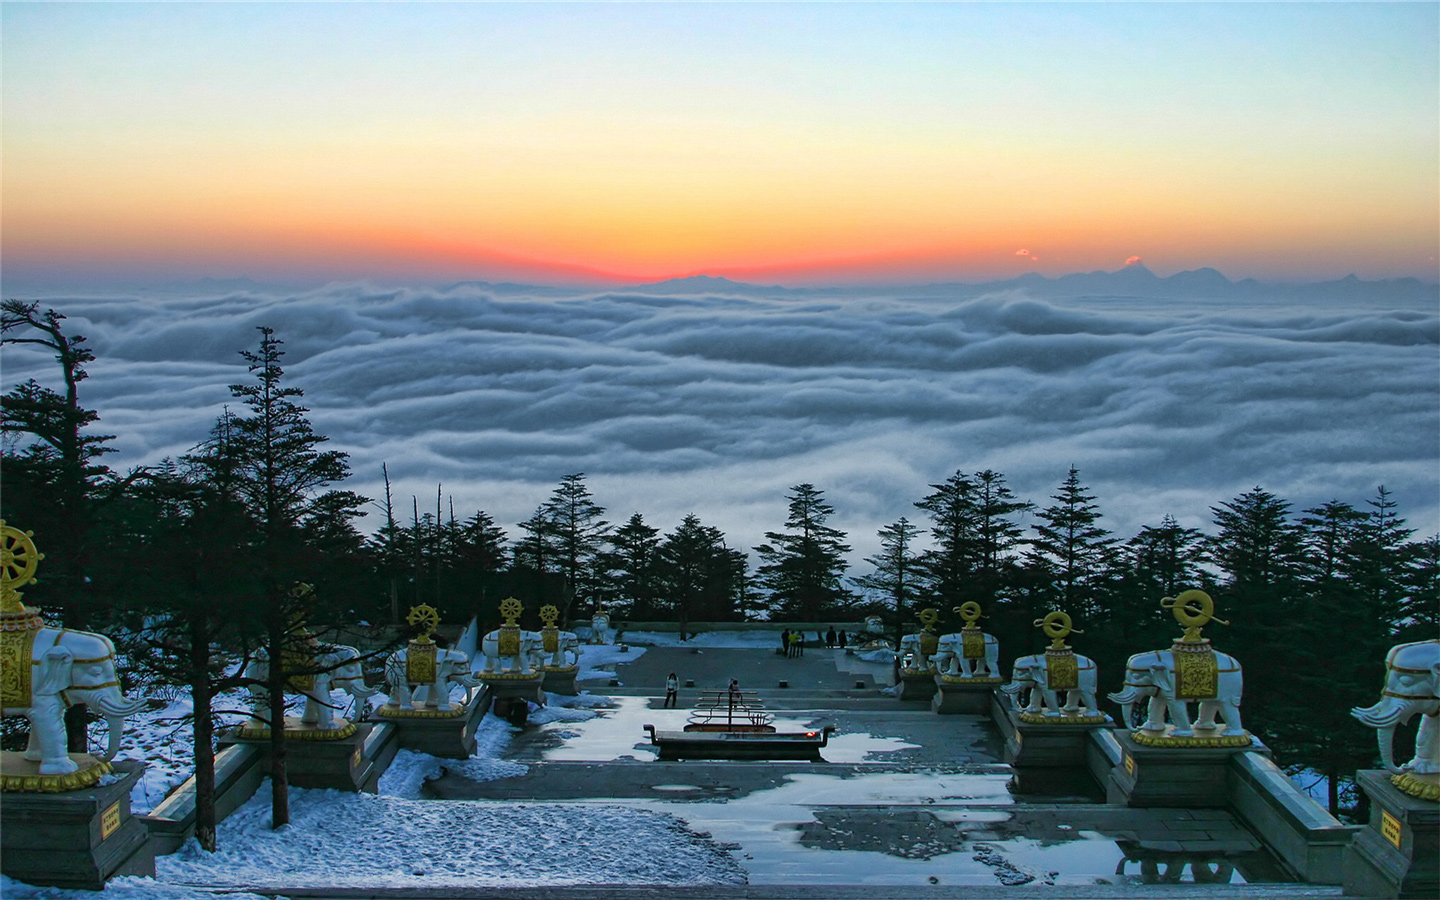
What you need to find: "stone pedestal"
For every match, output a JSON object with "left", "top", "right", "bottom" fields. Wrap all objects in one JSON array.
[
  {"left": 0, "top": 759, "right": 155, "bottom": 890},
  {"left": 1343, "top": 770, "right": 1439, "bottom": 899},
  {"left": 377, "top": 686, "right": 489, "bottom": 759},
  {"left": 993, "top": 700, "right": 1111, "bottom": 796},
  {"left": 1106, "top": 729, "right": 1269, "bottom": 808},
  {"left": 542, "top": 665, "right": 580, "bottom": 696},
  {"left": 897, "top": 669, "right": 938, "bottom": 701},
  {"left": 931, "top": 675, "right": 1001, "bottom": 714},
  {"left": 479, "top": 671, "right": 546, "bottom": 705},
  {"left": 220, "top": 719, "right": 396, "bottom": 793}
]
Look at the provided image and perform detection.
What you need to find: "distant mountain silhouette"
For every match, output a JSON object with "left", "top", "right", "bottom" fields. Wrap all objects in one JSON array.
[{"left": 621, "top": 275, "right": 809, "bottom": 297}]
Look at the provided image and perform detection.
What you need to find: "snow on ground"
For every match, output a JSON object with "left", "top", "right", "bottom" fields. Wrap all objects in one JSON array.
[
  {"left": 574, "top": 641, "right": 647, "bottom": 682},
  {"left": 156, "top": 785, "right": 745, "bottom": 889},
  {"left": 116, "top": 689, "right": 267, "bottom": 814},
  {"left": 0, "top": 875, "right": 271, "bottom": 900},
  {"left": 621, "top": 630, "right": 786, "bottom": 648}
]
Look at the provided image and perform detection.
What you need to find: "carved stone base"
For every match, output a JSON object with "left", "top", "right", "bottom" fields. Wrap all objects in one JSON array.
[
  {"left": 221, "top": 721, "right": 396, "bottom": 793},
  {"left": 1343, "top": 769, "right": 1439, "bottom": 899},
  {"left": 993, "top": 700, "right": 1109, "bottom": 797},
  {"left": 542, "top": 665, "right": 580, "bottom": 696},
  {"left": 930, "top": 676, "right": 1000, "bottom": 714},
  {"left": 480, "top": 672, "right": 546, "bottom": 706},
  {"left": 0, "top": 759, "right": 154, "bottom": 890},
  {"left": 385, "top": 687, "right": 488, "bottom": 759},
  {"left": 897, "top": 669, "right": 938, "bottom": 701},
  {"left": 1107, "top": 729, "right": 1270, "bottom": 808},
  {"left": 234, "top": 716, "right": 357, "bottom": 742}
]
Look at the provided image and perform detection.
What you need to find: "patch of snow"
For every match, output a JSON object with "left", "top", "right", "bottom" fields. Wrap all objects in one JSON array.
[
  {"left": 157, "top": 783, "right": 745, "bottom": 889},
  {"left": 575, "top": 642, "right": 647, "bottom": 681},
  {"left": 621, "top": 630, "right": 789, "bottom": 648},
  {"left": 1, "top": 874, "right": 270, "bottom": 899}
]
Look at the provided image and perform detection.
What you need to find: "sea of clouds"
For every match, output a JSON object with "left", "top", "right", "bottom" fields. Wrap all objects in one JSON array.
[{"left": 3, "top": 281, "right": 1436, "bottom": 567}]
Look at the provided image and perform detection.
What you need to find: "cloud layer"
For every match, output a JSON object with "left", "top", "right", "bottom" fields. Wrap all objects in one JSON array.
[{"left": 4, "top": 283, "right": 1436, "bottom": 567}]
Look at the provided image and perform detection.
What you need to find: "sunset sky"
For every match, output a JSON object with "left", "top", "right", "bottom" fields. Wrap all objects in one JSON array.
[{"left": 4, "top": 2, "right": 1437, "bottom": 288}]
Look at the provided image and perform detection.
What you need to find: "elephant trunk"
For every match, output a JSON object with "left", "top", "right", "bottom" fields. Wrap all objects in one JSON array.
[
  {"left": 1000, "top": 680, "right": 1024, "bottom": 696},
  {"left": 90, "top": 690, "right": 147, "bottom": 719},
  {"left": 348, "top": 681, "right": 380, "bottom": 699},
  {"left": 101, "top": 714, "right": 126, "bottom": 761},
  {"left": 1108, "top": 685, "right": 1143, "bottom": 705},
  {"left": 1374, "top": 722, "right": 1402, "bottom": 775},
  {"left": 1351, "top": 695, "right": 1409, "bottom": 729}
]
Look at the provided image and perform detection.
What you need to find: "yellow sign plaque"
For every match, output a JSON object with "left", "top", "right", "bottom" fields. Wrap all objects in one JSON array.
[
  {"left": 1123, "top": 751, "right": 1136, "bottom": 776},
  {"left": 351, "top": 747, "right": 363, "bottom": 769},
  {"left": 1380, "top": 808, "right": 1403, "bottom": 850},
  {"left": 101, "top": 801, "right": 121, "bottom": 840}
]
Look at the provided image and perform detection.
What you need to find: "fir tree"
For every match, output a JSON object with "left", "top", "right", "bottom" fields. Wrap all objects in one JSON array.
[
  {"left": 852, "top": 517, "right": 923, "bottom": 644},
  {"left": 756, "top": 483, "right": 852, "bottom": 619},
  {"left": 1025, "top": 466, "right": 1116, "bottom": 619},
  {"left": 225, "top": 327, "right": 366, "bottom": 829},
  {"left": 913, "top": 472, "right": 978, "bottom": 609},
  {"left": 603, "top": 513, "right": 663, "bottom": 618}
]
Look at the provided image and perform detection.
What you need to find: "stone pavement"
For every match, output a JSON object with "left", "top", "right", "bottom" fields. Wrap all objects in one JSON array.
[{"left": 414, "top": 644, "right": 1333, "bottom": 896}]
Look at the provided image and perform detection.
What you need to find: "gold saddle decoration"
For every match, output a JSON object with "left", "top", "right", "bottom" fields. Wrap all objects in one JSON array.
[
  {"left": 1045, "top": 648, "right": 1080, "bottom": 692},
  {"left": 0, "top": 629, "right": 38, "bottom": 708},
  {"left": 961, "top": 629, "right": 985, "bottom": 660},
  {"left": 1173, "top": 644, "right": 1219, "bottom": 700},
  {"left": 919, "top": 632, "right": 939, "bottom": 657},
  {"left": 406, "top": 641, "right": 437, "bottom": 685}
]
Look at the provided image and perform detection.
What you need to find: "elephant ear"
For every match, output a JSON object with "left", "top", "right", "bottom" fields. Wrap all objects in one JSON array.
[{"left": 35, "top": 646, "right": 75, "bottom": 696}]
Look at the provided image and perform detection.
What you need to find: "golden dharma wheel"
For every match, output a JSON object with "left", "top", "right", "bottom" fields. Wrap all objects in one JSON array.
[
  {"left": 539, "top": 605, "right": 559, "bottom": 626},
  {"left": 0, "top": 521, "right": 42, "bottom": 589},
  {"left": 499, "top": 597, "right": 523, "bottom": 625},
  {"left": 407, "top": 603, "right": 441, "bottom": 638},
  {"left": 918, "top": 607, "right": 940, "bottom": 632}
]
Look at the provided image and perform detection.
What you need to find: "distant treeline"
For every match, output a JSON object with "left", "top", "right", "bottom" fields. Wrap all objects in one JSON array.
[{"left": 2, "top": 301, "right": 1434, "bottom": 821}]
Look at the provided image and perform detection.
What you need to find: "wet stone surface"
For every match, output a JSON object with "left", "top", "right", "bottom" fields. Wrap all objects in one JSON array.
[
  {"left": 798, "top": 808, "right": 968, "bottom": 860},
  {"left": 426, "top": 643, "right": 1298, "bottom": 889}
]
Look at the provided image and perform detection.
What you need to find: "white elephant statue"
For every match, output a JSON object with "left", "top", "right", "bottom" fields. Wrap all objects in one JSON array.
[
  {"left": 383, "top": 646, "right": 482, "bottom": 711},
  {"left": 591, "top": 613, "right": 613, "bottom": 645},
  {"left": 1351, "top": 639, "right": 1440, "bottom": 776},
  {"left": 245, "top": 644, "right": 379, "bottom": 730},
  {"left": 543, "top": 630, "right": 581, "bottom": 668},
  {"left": 1, "top": 626, "right": 148, "bottom": 775},
  {"left": 481, "top": 628, "right": 544, "bottom": 674},
  {"left": 933, "top": 630, "right": 1001, "bottom": 678},
  {"left": 1002, "top": 653, "right": 1100, "bottom": 715},
  {"left": 899, "top": 633, "right": 934, "bottom": 672},
  {"left": 1107, "top": 648, "right": 1244, "bottom": 736}
]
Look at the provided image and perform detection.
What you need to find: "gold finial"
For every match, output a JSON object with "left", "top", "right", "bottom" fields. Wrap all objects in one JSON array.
[
  {"left": 0, "top": 520, "right": 43, "bottom": 614},
  {"left": 917, "top": 607, "right": 940, "bottom": 633},
  {"left": 955, "top": 601, "right": 983, "bottom": 629},
  {"left": 1161, "top": 590, "right": 1228, "bottom": 643},
  {"left": 539, "top": 605, "right": 559, "bottom": 628},
  {"left": 407, "top": 604, "right": 441, "bottom": 643},
  {"left": 499, "top": 597, "right": 523, "bottom": 627},
  {"left": 1034, "top": 610, "right": 1081, "bottom": 649}
]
